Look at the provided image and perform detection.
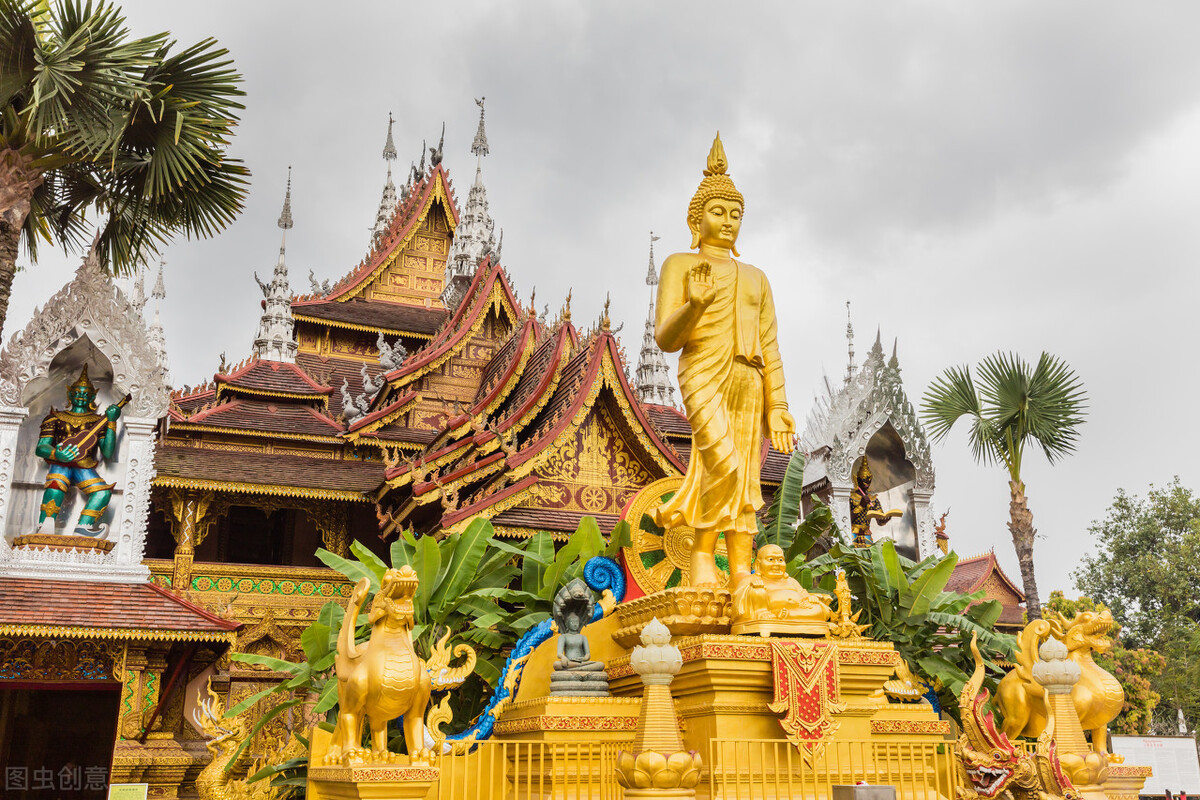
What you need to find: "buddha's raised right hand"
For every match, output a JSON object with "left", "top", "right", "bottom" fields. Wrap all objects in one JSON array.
[{"left": 686, "top": 262, "right": 716, "bottom": 308}]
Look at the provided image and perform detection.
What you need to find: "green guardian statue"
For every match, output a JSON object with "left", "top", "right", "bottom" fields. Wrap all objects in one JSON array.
[{"left": 36, "top": 366, "right": 129, "bottom": 536}]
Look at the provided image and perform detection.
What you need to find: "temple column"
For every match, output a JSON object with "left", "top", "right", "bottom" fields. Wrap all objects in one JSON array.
[
  {"left": 910, "top": 488, "right": 936, "bottom": 559},
  {"left": 0, "top": 405, "right": 28, "bottom": 552},
  {"left": 110, "top": 417, "right": 158, "bottom": 576},
  {"left": 164, "top": 489, "right": 226, "bottom": 591},
  {"left": 830, "top": 484, "right": 853, "bottom": 543}
]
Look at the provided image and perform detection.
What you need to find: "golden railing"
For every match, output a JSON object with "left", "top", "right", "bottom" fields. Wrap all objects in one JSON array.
[
  {"left": 436, "top": 739, "right": 629, "bottom": 800},
  {"left": 706, "top": 739, "right": 959, "bottom": 800},
  {"left": 425, "top": 737, "right": 961, "bottom": 799}
]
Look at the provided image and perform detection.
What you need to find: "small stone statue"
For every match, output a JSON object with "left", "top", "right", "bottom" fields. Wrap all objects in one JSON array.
[{"left": 549, "top": 578, "right": 610, "bottom": 697}]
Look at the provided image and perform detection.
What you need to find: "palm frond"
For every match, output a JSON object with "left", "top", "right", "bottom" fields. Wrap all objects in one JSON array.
[
  {"left": 1024, "top": 351, "right": 1087, "bottom": 463},
  {"left": 920, "top": 365, "right": 1002, "bottom": 465}
]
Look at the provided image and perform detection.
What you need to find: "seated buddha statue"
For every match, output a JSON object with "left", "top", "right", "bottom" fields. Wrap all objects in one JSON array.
[
  {"left": 731, "top": 545, "right": 832, "bottom": 636},
  {"left": 549, "top": 579, "right": 610, "bottom": 696}
]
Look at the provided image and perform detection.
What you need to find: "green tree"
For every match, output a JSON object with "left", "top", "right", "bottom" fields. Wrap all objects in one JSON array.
[
  {"left": 0, "top": 0, "right": 248, "bottom": 336},
  {"left": 1073, "top": 479, "right": 1200, "bottom": 734},
  {"left": 920, "top": 352, "right": 1087, "bottom": 619},
  {"left": 1044, "top": 591, "right": 1166, "bottom": 735}
]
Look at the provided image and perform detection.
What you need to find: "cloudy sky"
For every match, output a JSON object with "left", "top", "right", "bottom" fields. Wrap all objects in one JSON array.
[{"left": 12, "top": 1, "right": 1200, "bottom": 596}]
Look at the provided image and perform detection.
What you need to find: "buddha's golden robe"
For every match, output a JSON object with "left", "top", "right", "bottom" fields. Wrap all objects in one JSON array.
[{"left": 654, "top": 259, "right": 787, "bottom": 536}]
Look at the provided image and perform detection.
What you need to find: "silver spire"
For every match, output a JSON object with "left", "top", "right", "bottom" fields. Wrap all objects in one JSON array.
[
  {"left": 371, "top": 115, "right": 400, "bottom": 247},
  {"left": 635, "top": 232, "right": 674, "bottom": 407},
  {"left": 277, "top": 166, "right": 294, "bottom": 232},
  {"left": 254, "top": 172, "right": 299, "bottom": 363},
  {"left": 147, "top": 259, "right": 169, "bottom": 377},
  {"left": 844, "top": 300, "right": 856, "bottom": 386},
  {"left": 382, "top": 112, "right": 397, "bottom": 161},
  {"left": 471, "top": 97, "right": 489, "bottom": 158},
  {"left": 444, "top": 99, "right": 498, "bottom": 307}
]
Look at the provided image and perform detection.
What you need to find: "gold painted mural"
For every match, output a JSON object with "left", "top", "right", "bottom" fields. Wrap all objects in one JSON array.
[{"left": 532, "top": 405, "right": 655, "bottom": 515}]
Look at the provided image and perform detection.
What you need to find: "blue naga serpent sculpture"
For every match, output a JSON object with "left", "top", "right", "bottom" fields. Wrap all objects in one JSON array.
[{"left": 427, "top": 555, "right": 626, "bottom": 750}]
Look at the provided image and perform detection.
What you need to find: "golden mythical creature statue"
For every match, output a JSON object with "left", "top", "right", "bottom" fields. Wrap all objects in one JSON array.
[
  {"left": 653, "top": 133, "right": 795, "bottom": 589},
  {"left": 997, "top": 610, "right": 1124, "bottom": 758},
  {"left": 193, "top": 679, "right": 301, "bottom": 800},
  {"left": 731, "top": 544, "right": 832, "bottom": 635},
  {"left": 848, "top": 456, "right": 903, "bottom": 548},
  {"left": 323, "top": 566, "right": 477, "bottom": 766},
  {"left": 955, "top": 634, "right": 1079, "bottom": 800}
]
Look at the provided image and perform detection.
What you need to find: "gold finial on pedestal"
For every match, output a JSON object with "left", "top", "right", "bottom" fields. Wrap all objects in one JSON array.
[{"left": 616, "top": 618, "right": 702, "bottom": 797}]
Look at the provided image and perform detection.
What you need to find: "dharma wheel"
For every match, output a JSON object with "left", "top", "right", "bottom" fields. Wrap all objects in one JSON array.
[{"left": 621, "top": 476, "right": 729, "bottom": 594}]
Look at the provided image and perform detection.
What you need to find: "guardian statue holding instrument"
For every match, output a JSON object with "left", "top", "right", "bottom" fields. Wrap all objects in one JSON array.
[{"left": 35, "top": 365, "right": 129, "bottom": 536}]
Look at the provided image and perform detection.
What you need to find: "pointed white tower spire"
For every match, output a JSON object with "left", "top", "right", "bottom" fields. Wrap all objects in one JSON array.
[
  {"left": 635, "top": 232, "right": 675, "bottom": 407},
  {"left": 147, "top": 259, "right": 169, "bottom": 376},
  {"left": 253, "top": 169, "right": 299, "bottom": 363},
  {"left": 844, "top": 300, "right": 856, "bottom": 386},
  {"left": 443, "top": 98, "right": 497, "bottom": 307},
  {"left": 371, "top": 113, "right": 400, "bottom": 247}
]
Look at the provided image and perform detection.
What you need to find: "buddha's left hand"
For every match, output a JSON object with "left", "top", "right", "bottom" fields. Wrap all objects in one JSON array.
[
  {"left": 768, "top": 409, "right": 796, "bottom": 453},
  {"left": 105, "top": 404, "right": 122, "bottom": 421}
]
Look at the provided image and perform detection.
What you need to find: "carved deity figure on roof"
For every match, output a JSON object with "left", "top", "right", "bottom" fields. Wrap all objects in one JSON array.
[
  {"left": 653, "top": 134, "right": 795, "bottom": 587},
  {"left": 849, "top": 456, "right": 902, "bottom": 547},
  {"left": 36, "top": 366, "right": 129, "bottom": 536}
]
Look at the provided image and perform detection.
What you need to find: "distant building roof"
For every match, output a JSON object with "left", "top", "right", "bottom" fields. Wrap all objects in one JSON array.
[{"left": 0, "top": 578, "right": 239, "bottom": 642}]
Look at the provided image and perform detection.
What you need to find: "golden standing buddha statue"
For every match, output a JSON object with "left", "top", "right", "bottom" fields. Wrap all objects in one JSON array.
[{"left": 653, "top": 134, "right": 796, "bottom": 588}]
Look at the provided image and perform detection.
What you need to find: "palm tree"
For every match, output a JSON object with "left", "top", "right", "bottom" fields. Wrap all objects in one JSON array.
[
  {"left": 0, "top": 0, "right": 248, "bottom": 338},
  {"left": 920, "top": 352, "right": 1087, "bottom": 620}
]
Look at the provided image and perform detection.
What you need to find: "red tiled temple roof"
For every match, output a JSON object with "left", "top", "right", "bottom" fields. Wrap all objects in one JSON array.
[
  {"left": 176, "top": 398, "right": 344, "bottom": 439},
  {"left": 291, "top": 299, "right": 445, "bottom": 337},
  {"left": 643, "top": 403, "right": 691, "bottom": 437},
  {"left": 216, "top": 358, "right": 332, "bottom": 397},
  {"left": 492, "top": 508, "right": 622, "bottom": 536},
  {"left": 0, "top": 578, "right": 239, "bottom": 641},
  {"left": 383, "top": 330, "right": 686, "bottom": 536},
  {"left": 947, "top": 549, "right": 1026, "bottom": 600},
  {"left": 154, "top": 446, "right": 383, "bottom": 498},
  {"left": 472, "top": 315, "right": 537, "bottom": 414}
]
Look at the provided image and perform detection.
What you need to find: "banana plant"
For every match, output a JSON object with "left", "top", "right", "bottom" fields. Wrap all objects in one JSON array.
[{"left": 804, "top": 539, "right": 1016, "bottom": 717}]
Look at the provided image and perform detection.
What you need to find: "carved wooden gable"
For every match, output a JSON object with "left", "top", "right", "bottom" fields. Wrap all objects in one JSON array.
[
  {"left": 362, "top": 204, "right": 452, "bottom": 307},
  {"left": 529, "top": 402, "right": 658, "bottom": 517}
]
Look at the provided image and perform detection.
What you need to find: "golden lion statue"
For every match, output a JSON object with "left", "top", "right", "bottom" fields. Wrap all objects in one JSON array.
[
  {"left": 323, "top": 566, "right": 476, "bottom": 766},
  {"left": 998, "top": 610, "right": 1124, "bottom": 757}
]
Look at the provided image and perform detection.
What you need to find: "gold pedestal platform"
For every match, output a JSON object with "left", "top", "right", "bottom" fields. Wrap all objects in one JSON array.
[
  {"left": 607, "top": 634, "right": 947, "bottom": 754},
  {"left": 1102, "top": 764, "right": 1153, "bottom": 800},
  {"left": 307, "top": 727, "right": 439, "bottom": 800},
  {"left": 12, "top": 532, "right": 114, "bottom": 553},
  {"left": 494, "top": 695, "right": 642, "bottom": 741}
]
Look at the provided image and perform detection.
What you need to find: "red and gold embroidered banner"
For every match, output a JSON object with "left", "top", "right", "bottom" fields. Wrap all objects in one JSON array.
[{"left": 768, "top": 639, "right": 844, "bottom": 750}]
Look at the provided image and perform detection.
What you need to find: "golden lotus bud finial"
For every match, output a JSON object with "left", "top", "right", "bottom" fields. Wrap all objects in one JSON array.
[{"left": 704, "top": 132, "right": 729, "bottom": 177}]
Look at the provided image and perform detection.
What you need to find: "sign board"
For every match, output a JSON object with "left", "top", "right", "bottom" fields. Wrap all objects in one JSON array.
[
  {"left": 107, "top": 784, "right": 149, "bottom": 800},
  {"left": 1111, "top": 735, "right": 1200, "bottom": 795}
]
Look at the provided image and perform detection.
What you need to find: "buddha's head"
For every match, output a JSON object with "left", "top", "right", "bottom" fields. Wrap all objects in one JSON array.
[
  {"left": 688, "top": 133, "right": 744, "bottom": 255},
  {"left": 755, "top": 544, "right": 788, "bottom": 580}
]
